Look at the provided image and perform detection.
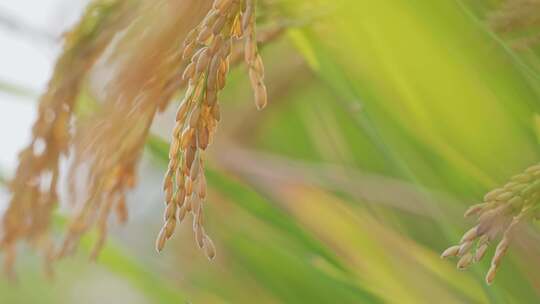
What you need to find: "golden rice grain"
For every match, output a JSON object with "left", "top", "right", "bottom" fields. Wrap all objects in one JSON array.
[
  {"left": 457, "top": 253, "right": 473, "bottom": 270},
  {"left": 440, "top": 245, "right": 460, "bottom": 258}
]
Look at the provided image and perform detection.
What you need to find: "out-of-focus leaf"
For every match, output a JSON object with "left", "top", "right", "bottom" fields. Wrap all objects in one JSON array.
[
  {"left": 145, "top": 135, "right": 383, "bottom": 303},
  {"left": 279, "top": 0, "right": 540, "bottom": 301},
  {"left": 83, "top": 240, "right": 188, "bottom": 303},
  {"left": 228, "top": 234, "right": 382, "bottom": 304},
  {"left": 146, "top": 135, "right": 347, "bottom": 274}
]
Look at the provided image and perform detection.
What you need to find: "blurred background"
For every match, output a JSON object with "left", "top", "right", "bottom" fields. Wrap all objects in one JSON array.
[{"left": 1, "top": 0, "right": 540, "bottom": 303}]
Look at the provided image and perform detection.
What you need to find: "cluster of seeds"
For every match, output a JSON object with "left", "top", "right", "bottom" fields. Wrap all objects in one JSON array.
[
  {"left": 60, "top": 157, "right": 138, "bottom": 261},
  {"left": 0, "top": 0, "right": 136, "bottom": 276},
  {"left": 442, "top": 163, "right": 540, "bottom": 284},
  {"left": 156, "top": 0, "right": 267, "bottom": 258}
]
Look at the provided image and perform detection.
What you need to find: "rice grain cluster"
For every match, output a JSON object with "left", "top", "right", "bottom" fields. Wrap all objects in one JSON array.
[
  {"left": 442, "top": 163, "right": 540, "bottom": 284},
  {"left": 157, "top": 0, "right": 267, "bottom": 259},
  {"left": 0, "top": 0, "right": 136, "bottom": 277}
]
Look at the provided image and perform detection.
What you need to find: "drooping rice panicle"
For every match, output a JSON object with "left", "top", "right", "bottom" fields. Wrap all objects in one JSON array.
[
  {"left": 0, "top": 0, "right": 136, "bottom": 276},
  {"left": 442, "top": 163, "right": 540, "bottom": 284},
  {"left": 157, "top": 0, "right": 267, "bottom": 259},
  {"left": 56, "top": 0, "right": 212, "bottom": 261}
]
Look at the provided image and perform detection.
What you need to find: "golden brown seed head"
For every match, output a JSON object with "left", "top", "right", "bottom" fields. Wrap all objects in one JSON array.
[
  {"left": 195, "top": 225, "right": 204, "bottom": 248},
  {"left": 457, "top": 253, "right": 473, "bottom": 270},
  {"left": 197, "top": 26, "right": 213, "bottom": 44},
  {"left": 177, "top": 206, "right": 187, "bottom": 223},
  {"left": 254, "top": 83, "right": 267, "bottom": 110},
  {"left": 475, "top": 243, "right": 488, "bottom": 262},
  {"left": 441, "top": 245, "right": 460, "bottom": 258},
  {"left": 460, "top": 226, "right": 478, "bottom": 243},
  {"left": 182, "top": 62, "right": 196, "bottom": 81},
  {"left": 203, "top": 236, "right": 216, "bottom": 260},
  {"left": 484, "top": 188, "right": 505, "bottom": 202},
  {"left": 196, "top": 48, "right": 211, "bottom": 74},
  {"left": 197, "top": 126, "right": 210, "bottom": 150},
  {"left": 458, "top": 241, "right": 473, "bottom": 257},
  {"left": 182, "top": 41, "right": 197, "bottom": 60},
  {"left": 464, "top": 203, "right": 486, "bottom": 217},
  {"left": 486, "top": 266, "right": 498, "bottom": 285},
  {"left": 155, "top": 228, "right": 168, "bottom": 253}
]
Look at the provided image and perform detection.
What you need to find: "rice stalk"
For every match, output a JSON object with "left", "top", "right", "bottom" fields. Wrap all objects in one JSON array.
[
  {"left": 442, "top": 163, "right": 540, "bottom": 284},
  {"left": 157, "top": 0, "right": 268, "bottom": 259}
]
